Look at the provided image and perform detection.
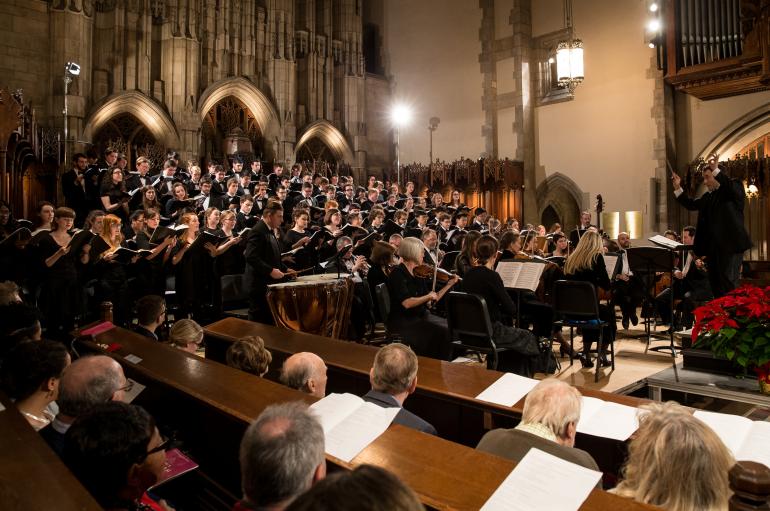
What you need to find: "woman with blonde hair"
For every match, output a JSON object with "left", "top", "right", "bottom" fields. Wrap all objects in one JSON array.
[
  {"left": 168, "top": 318, "right": 204, "bottom": 355},
  {"left": 93, "top": 214, "right": 134, "bottom": 325},
  {"left": 226, "top": 336, "right": 272, "bottom": 376},
  {"left": 386, "top": 237, "right": 459, "bottom": 360},
  {"left": 171, "top": 212, "right": 220, "bottom": 319},
  {"left": 564, "top": 230, "right": 614, "bottom": 368},
  {"left": 612, "top": 402, "right": 733, "bottom": 511}
]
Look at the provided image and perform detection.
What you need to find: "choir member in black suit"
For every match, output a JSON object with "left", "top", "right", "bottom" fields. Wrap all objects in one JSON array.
[
  {"left": 124, "top": 156, "right": 152, "bottom": 191},
  {"left": 197, "top": 177, "right": 227, "bottom": 210},
  {"left": 386, "top": 237, "right": 459, "bottom": 360},
  {"left": 186, "top": 164, "right": 203, "bottom": 197},
  {"left": 235, "top": 197, "right": 256, "bottom": 232},
  {"left": 99, "top": 168, "right": 129, "bottom": 222},
  {"left": 171, "top": 212, "right": 221, "bottom": 320},
  {"left": 672, "top": 157, "right": 752, "bottom": 297},
  {"left": 37, "top": 207, "right": 90, "bottom": 339},
  {"left": 91, "top": 214, "right": 135, "bottom": 326},
  {"left": 244, "top": 201, "right": 288, "bottom": 324},
  {"left": 134, "top": 208, "right": 176, "bottom": 296},
  {"left": 564, "top": 230, "right": 615, "bottom": 368},
  {"left": 61, "top": 153, "right": 89, "bottom": 225},
  {"left": 462, "top": 235, "right": 542, "bottom": 376}
]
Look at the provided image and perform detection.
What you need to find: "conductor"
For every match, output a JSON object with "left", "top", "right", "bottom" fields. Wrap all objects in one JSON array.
[
  {"left": 671, "top": 155, "right": 751, "bottom": 297},
  {"left": 244, "top": 200, "right": 287, "bottom": 324}
]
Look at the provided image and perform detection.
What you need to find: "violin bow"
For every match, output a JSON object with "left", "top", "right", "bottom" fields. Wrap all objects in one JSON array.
[{"left": 431, "top": 247, "right": 440, "bottom": 292}]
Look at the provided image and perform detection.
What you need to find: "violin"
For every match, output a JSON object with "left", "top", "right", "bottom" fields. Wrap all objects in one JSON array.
[{"left": 413, "top": 263, "right": 460, "bottom": 283}]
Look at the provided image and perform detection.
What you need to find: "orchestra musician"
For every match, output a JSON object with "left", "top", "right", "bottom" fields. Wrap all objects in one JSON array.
[
  {"left": 454, "top": 230, "right": 481, "bottom": 278},
  {"left": 548, "top": 233, "right": 570, "bottom": 258},
  {"left": 386, "top": 237, "right": 459, "bottom": 360},
  {"left": 569, "top": 210, "right": 593, "bottom": 247},
  {"left": 244, "top": 201, "right": 288, "bottom": 324},
  {"left": 564, "top": 231, "right": 615, "bottom": 368},
  {"left": 612, "top": 232, "right": 646, "bottom": 330}
]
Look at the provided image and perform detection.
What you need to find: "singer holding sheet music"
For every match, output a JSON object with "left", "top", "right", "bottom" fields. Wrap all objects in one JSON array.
[
  {"left": 564, "top": 231, "right": 616, "bottom": 368},
  {"left": 244, "top": 201, "right": 288, "bottom": 324},
  {"left": 171, "top": 212, "right": 221, "bottom": 320},
  {"left": 672, "top": 157, "right": 751, "bottom": 297},
  {"left": 100, "top": 168, "right": 129, "bottom": 222},
  {"left": 92, "top": 215, "right": 133, "bottom": 326},
  {"left": 38, "top": 207, "right": 89, "bottom": 339}
]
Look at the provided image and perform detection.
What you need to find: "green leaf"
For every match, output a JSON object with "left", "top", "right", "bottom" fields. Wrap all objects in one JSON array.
[
  {"left": 726, "top": 349, "right": 736, "bottom": 360},
  {"left": 722, "top": 328, "right": 737, "bottom": 339},
  {"left": 737, "top": 355, "right": 749, "bottom": 367}
]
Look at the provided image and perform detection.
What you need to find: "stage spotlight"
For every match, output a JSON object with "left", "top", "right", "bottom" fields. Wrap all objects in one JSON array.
[
  {"left": 649, "top": 3, "right": 658, "bottom": 12},
  {"left": 391, "top": 104, "right": 412, "bottom": 127},
  {"left": 65, "top": 62, "right": 81, "bottom": 76},
  {"left": 647, "top": 19, "right": 661, "bottom": 32}
]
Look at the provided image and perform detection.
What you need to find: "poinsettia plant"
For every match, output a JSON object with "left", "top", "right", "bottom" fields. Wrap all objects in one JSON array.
[{"left": 692, "top": 285, "right": 770, "bottom": 375}]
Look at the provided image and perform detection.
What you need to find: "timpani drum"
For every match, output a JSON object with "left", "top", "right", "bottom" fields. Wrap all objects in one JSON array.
[{"left": 266, "top": 275, "right": 354, "bottom": 339}]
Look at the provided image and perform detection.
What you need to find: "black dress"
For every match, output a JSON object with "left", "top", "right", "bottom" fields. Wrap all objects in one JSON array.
[
  {"left": 386, "top": 263, "right": 451, "bottom": 360},
  {"left": 565, "top": 254, "right": 616, "bottom": 353},
  {"left": 282, "top": 228, "right": 314, "bottom": 270},
  {"left": 172, "top": 234, "right": 221, "bottom": 321},
  {"left": 214, "top": 229, "right": 245, "bottom": 276},
  {"left": 92, "top": 239, "right": 131, "bottom": 326},
  {"left": 100, "top": 183, "right": 128, "bottom": 222},
  {"left": 134, "top": 231, "right": 168, "bottom": 296},
  {"left": 37, "top": 233, "right": 81, "bottom": 338}
]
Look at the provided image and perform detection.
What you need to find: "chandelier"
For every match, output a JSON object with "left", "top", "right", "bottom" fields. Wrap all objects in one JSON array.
[{"left": 556, "top": 0, "right": 584, "bottom": 93}]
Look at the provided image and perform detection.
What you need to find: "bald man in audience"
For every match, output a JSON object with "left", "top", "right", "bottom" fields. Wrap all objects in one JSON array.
[
  {"left": 39, "top": 355, "right": 129, "bottom": 456},
  {"left": 236, "top": 402, "right": 326, "bottom": 511},
  {"left": 280, "top": 352, "right": 328, "bottom": 398},
  {"left": 362, "top": 343, "right": 437, "bottom": 435},
  {"left": 475, "top": 379, "right": 601, "bottom": 487}
]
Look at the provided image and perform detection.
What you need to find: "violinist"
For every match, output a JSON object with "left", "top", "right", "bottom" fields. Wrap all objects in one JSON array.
[
  {"left": 654, "top": 226, "right": 712, "bottom": 330},
  {"left": 386, "top": 237, "right": 459, "bottom": 360},
  {"left": 420, "top": 228, "right": 441, "bottom": 266},
  {"left": 612, "top": 232, "right": 645, "bottom": 330},
  {"left": 368, "top": 240, "right": 397, "bottom": 321},
  {"left": 548, "top": 233, "right": 570, "bottom": 258},
  {"left": 564, "top": 231, "right": 615, "bottom": 368},
  {"left": 462, "top": 235, "right": 543, "bottom": 376},
  {"left": 454, "top": 230, "right": 481, "bottom": 278}
]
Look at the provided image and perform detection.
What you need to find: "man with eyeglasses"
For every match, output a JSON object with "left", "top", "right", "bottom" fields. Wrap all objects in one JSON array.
[
  {"left": 132, "top": 295, "right": 166, "bottom": 341},
  {"left": 39, "top": 355, "right": 129, "bottom": 456}
]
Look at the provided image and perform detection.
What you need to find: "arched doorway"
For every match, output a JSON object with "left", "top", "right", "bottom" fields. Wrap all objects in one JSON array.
[
  {"left": 201, "top": 96, "right": 265, "bottom": 167},
  {"left": 91, "top": 113, "right": 165, "bottom": 172},
  {"left": 294, "top": 120, "right": 355, "bottom": 177},
  {"left": 541, "top": 204, "right": 560, "bottom": 230},
  {"left": 536, "top": 172, "right": 583, "bottom": 232}
]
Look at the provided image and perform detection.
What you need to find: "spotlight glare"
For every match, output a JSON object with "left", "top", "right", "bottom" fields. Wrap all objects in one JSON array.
[
  {"left": 647, "top": 19, "right": 661, "bottom": 32},
  {"left": 650, "top": 3, "right": 659, "bottom": 12},
  {"left": 391, "top": 104, "right": 412, "bottom": 127},
  {"left": 648, "top": 42, "right": 655, "bottom": 48}
]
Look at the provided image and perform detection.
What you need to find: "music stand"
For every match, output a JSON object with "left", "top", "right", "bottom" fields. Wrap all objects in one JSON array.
[{"left": 626, "top": 246, "right": 679, "bottom": 380}]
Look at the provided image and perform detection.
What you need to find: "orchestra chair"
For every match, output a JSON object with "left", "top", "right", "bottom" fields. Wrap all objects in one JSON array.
[
  {"left": 552, "top": 280, "right": 614, "bottom": 383},
  {"left": 374, "top": 283, "right": 401, "bottom": 344},
  {"left": 446, "top": 291, "right": 511, "bottom": 370},
  {"left": 440, "top": 251, "right": 460, "bottom": 272}
]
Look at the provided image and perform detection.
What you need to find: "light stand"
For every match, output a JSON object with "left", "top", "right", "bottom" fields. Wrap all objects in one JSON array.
[
  {"left": 428, "top": 117, "right": 440, "bottom": 185},
  {"left": 62, "top": 62, "right": 81, "bottom": 166}
]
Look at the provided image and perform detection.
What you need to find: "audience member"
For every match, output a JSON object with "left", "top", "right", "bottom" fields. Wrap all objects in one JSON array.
[
  {"left": 226, "top": 336, "right": 272, "bottom": 376},
  {"left": 280, "top": 352, "right": 328, "bottom": 398},
  {"left": 132, "top": 295, "right": 166, "bottom": 340},
  {"left": 39, "top": 355, "right": 128, "bottom": 455},
  {"left": 363, "top": 343, "right": 436, "bottom": 435},
  {"left": 237, "top": 402, "right": 326, "bottom": 511},
  {"left": 0, "top": 280, "right": 21, "bottom": 305},
  {"left": 286, "top": 465, "right": 424, "bottom": 511},
  {"left": 612, "top": 402, "right": 733, "bottom": 511},
  {"left": 168, "top": 318, "right": 204, "bottom": 354},
  {"left": 63, "top": 402, "right": 172, "bottom": 510},
  {"left": 0, "top": 302, "right": 42, "bottom": 355},
  {"left": 476, "top": 379, "right": 600, "bottom": 484},
  {"left": 1, "top": 340, "right": 70, "bottom": 430}
]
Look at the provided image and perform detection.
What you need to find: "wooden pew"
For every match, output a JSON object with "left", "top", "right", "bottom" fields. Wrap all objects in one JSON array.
[
  {"left": 76, "top": 324, "right": 658, "bottom": 511},
  {"left": 203, "top": 317, "right": 647, "bottom": 480},
  {"left": 0, "top": 392, "right": 102, "bottom": 511}
]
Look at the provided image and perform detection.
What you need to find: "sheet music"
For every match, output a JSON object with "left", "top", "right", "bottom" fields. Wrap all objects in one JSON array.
[
  {"left": 475, "top": 373, "right": 539, "bottom": 408},
  {"left": 120, "top": 378, "right": 145, "bottom": 404},
  {"left": 577, "top": 397, "right": 639, "bottom": 441},
  {"left": 694, "top": 410, "right": 755, "bottom": 457},
  {"left": 649, "top": 234, "right": 684, "bottom": 250},
  {"left": 495, "top": 261, "right": 521, "bottom": 288},
  {"left": 310, "top": 393, "right": 398, "bottom": 462},
  {"left": 496, "top": 261, "right": 545, "bottom": 292},
  {"left": 602, "top": 254, "right": 618, "bottom": 280},
  {"left": 480, "top": 448, "right": 602, "bottom": 511}
]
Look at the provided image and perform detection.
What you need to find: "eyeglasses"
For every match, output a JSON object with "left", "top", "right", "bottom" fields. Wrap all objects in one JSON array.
[
  {"left": 138, "top": 433, "right": 177, "bottom": 463},
  {"left": 117, "top": 380, "right": 134, "bottom": 393}
]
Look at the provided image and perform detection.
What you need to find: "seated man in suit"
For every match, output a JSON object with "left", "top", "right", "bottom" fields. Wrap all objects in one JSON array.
[
  {"left": 363, "top": 343, "right": 437, "bottom": 435},
  {"left": 476, "top": 378, "right": 600, "bottom": 486},
  {"left": 280, "top": 352, "right": 328, "bottom": 398},
  {"left": 237, "top": 402, "right": 326, "bottom": 511},
  {"left": 40, "top": 355, "right": 129, "bottom": 456},
  {"left": 131, "top": 295, "right": 166, "bottom": 341}
]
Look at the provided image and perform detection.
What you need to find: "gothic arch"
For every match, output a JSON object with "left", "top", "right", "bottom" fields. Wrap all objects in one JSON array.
[
  {"left": 82, "top": 91, "right": 181, "bottom": 148},
  {"left": 698, "top": 102, "right": 770, "bottom": 160},
  {"left": 198, "top": 77, "right": 280, "bottom": 138},
  {"left": 536, "top": 172, "right": 583, "bottom": 230},
  {"left": 295, "top": 120, "right": 354, "bottom": 163}
]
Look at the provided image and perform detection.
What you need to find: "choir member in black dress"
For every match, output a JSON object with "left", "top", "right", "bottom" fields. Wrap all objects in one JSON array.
[
  {"left": 140, "top": 186, "right": 162, "bottom": 213},
  {"left": 367, "top": 240, "right": 396, "bottom": 322},
  {"left": 462, "top": 235, "right": 543, "bottom": 376},
  {"left": 320, "top": 208, "right": 343, "bottom": 260},
  {"left": 244, "top": 201, "right": 288, "bottom": 324},
  {"left": 386, "top": 237, "right": 459, "bottom": 360},
  {"left": 454, "top": 230, "right": 481, "bottom": 278},
  {"left": 133, "top": 208, "right": 176, "bottom": 296},
  {"left": 171, "top": 212, "right": 221, "bottom": 320},
  {"left": 92, "top": 214, "right": 135, "bottom": 325},
  {"left": 564, "top": 230, "right": 615, "bottom": 368},
  {"left": 282, "top": 209, "right": 313, "bottom": 270},
  {"left": 203, "top": 207, "right": 221, "bottom": 234},
  {"left": 166, "top": 183, "right": 192, "bottom": 222},
  {"left": 99, "top": 168, "right": 129, "bottom": 222},
  {"left": 213, "top": 210, "right": 246, "bottom": 276},
  {"left": 0, "top": 200, "right": 24, "bottom": 283},
  {"left": 32, "top": 201, "right": 55, "bottom": 233},
  {"left": 37, "top": 207, "right": 90, "bottom": 339}
]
